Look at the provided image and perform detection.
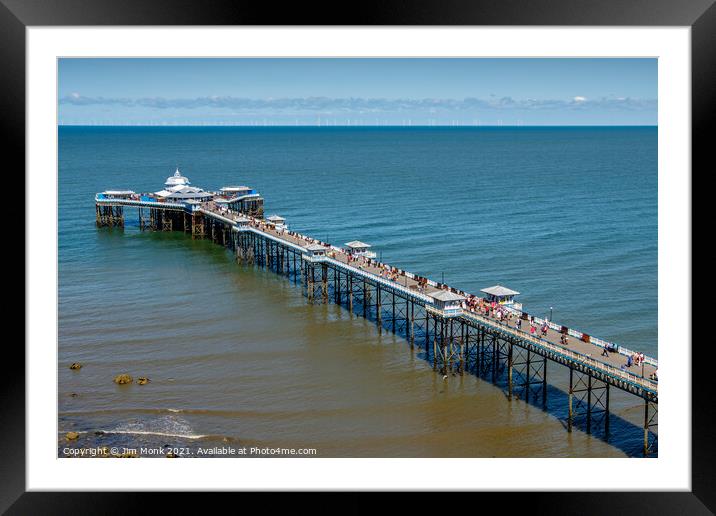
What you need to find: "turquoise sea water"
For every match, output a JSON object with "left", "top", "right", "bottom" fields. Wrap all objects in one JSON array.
[{"left": 58, "top": 126, "right": 657, "bottom": 458}]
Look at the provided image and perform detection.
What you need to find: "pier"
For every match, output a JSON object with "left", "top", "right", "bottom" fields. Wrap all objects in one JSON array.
[{"left": 95, "top": 170, "right": 658, "bottom": 455}]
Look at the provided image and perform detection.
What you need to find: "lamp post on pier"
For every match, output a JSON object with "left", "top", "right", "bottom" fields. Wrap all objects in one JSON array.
[{"left": 550, "top": 306, "right": 553, "bottom": 321}]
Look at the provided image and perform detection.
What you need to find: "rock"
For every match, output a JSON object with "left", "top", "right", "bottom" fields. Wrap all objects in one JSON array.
[
  {"left": 136, "top": 377, "right": 150, "bottom": 385},
  {"left": 65, "top": 431, "right": 80, "bottom": 440},
  {"left": 69, "top": 363, "right": 82, "bottom": 370},
  {"left": 113, "top": 373, "right": 133, "bottom": 385},
  {"left": 166, "top": 451, "right": 177, "bottom": 458}
]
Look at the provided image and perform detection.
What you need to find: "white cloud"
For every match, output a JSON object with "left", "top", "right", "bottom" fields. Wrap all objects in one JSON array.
[{"left": 573, "top": 96, "right": 587, "bottom": 102}]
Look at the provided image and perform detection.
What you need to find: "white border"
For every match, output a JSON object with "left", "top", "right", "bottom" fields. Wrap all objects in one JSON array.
[{"left": 27, "top": 27, "right": 691, "bottom": 491}]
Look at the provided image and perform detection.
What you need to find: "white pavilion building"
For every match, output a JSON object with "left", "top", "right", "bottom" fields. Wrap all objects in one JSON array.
[
  {"left": 154, "top": 168, "right": 214, "bottom": 202},
  {"left": 164, "top": 168, "right": 191, "bottom": 187}
]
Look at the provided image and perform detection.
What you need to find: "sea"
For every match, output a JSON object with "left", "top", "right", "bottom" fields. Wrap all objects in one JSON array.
[{"left": 58, "top": 126, "right": 657, "bottom": 458}]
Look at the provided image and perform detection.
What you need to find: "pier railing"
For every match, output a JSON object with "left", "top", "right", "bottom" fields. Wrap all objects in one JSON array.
[
  {"left": 498, "top": 305, "right": 658, "bottom": 368},
  {"left": 325, "top": 257, "right": 435, "bottom": 304},
  {"left": 460, "top": 309, "right": 657, "bottom": 394}
]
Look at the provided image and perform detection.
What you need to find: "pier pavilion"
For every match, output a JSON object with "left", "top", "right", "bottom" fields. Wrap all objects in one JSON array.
[
  {"left": 164, "top": 167, "right": 191, "bottom": 187},
  {"left": 218, "top": 185, "right": 264, "bottom": 217}
]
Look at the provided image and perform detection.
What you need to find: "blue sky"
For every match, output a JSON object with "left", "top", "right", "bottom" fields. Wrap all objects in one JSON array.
[{"left": 58, "top": 58, "right": 657, "bottom": 126}]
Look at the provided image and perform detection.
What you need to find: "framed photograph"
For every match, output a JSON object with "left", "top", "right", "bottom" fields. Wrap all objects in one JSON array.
[{"left": 7, "top": 0, "right": 707, "bottom": 509}]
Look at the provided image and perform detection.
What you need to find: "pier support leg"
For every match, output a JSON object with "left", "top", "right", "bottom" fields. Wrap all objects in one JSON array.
[
  {"left": 410, "top": 302, "right": 415, "bottom": 349},
  {"left": 458, "top": 323, "right": 464, "bottom": 374},
  {"left": 568, "top": 368, "right": 574, "bottom": 433},
  {"left": 362, "top": 280, "right": 367, "bottom": 318},
  {"left": 321, "top": 263, "right": 328, "bottom": 302},
  {"left": 507, "top": 343, "right": 514, "bottom": 400},
  {"left": 604, "top": 384, "right": 610, "bottom": 435},
  {"left": 643, "top": 399, "right": 658, "bottom": 455},
  {"left": 542, "top": 357, "right": 548, "bottom": 406},
  {"left": 525, "top": 350, "right": 532, "bottom": 403},
  {"left": 348, "top": 274, "right": 353, "bottom": 312},
  {"left": 566, "top": 369, "right": 608, "bottom": 435},
  {"left": 442, "top": 319, "right": 448, "bottom": 375},
  {"left": 334, "top": 268, "right": 340, "bottom": 305},
  {"left": 491, "top": 337, "right": 497, "bottom": 384},
  {"left": 477, "top": 330, "right": 483, "bottom": 374},
  {"left": 376, "top": 285, "right": 382, "bottom": 334},
  {"left": 644, "top": 401, "right": 649, "bottom": 455},
  {"left": 391, "top": 292, "right": 396, "bottom": 334},
  {"left": 308, "top": 264, "right": 315, "bottom": 302},
  {"left": 587, "top": 375, "right": 592, "bottom": 434},
  {"left": 432, "top": 317, "right": 438, "bottom": 370},
  {"left": 293, "top": 253, "right": 297, "bottom": 283},
  {"left": 450, "top": 322, "right": 457, "bottom": 374}
]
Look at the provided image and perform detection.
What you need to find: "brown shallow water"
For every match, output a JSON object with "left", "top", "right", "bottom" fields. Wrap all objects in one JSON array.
[{"left": 58, "top": 230, "right": 650, "bottom": 458}]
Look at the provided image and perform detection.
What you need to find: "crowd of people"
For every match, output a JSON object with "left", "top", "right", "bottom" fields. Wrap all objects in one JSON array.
[
  {"left": 459, "top": 297, "right": 561, "bottom": 341},
  {"left": 625, "top": 351, "right": 647, "bottom": 369},
  {"left": 619, "top": 351, "right": 657, "bottom": 381}
]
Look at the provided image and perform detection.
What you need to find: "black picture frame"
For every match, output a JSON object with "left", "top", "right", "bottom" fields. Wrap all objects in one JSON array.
[{"left": 3, "top": 0, "right": 707, "bottom": 511}]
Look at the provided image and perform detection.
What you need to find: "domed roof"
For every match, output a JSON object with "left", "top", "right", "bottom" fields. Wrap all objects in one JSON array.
[{"left": 165, "top": 168, "right": 190, "bottom": 187}]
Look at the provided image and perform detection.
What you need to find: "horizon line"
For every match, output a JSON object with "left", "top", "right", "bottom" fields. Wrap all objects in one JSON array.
[{"left": 58, "top": 123, "right": 658, "bottom": 128}]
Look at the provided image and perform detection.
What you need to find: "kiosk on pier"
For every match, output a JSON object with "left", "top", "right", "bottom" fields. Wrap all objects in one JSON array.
[
  {"left": 481, "top": 285, "right": 522, "bottom": 310},
  {"left": 344, "top": 240, "right": 376, "bottom": 259}
]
